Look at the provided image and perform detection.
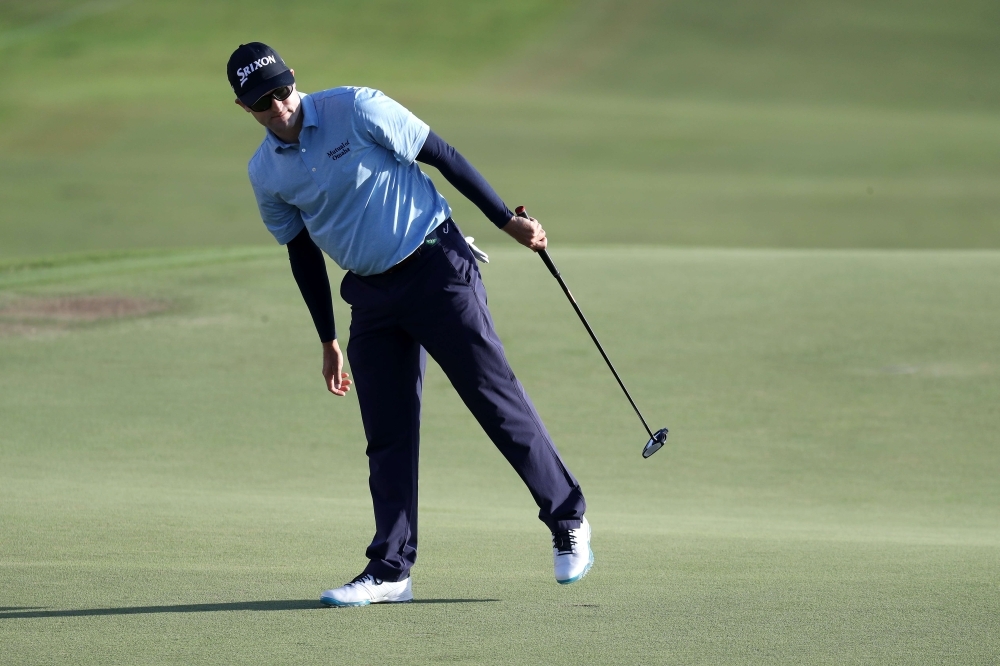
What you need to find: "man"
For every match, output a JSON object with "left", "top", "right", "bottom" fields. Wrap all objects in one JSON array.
[{"left": 227, "top": 42, "right": 591, "bottom": 607}]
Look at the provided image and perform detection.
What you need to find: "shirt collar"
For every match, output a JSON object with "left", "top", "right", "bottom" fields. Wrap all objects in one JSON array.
[
  {"left": 265, "top": 91, "right": 316, "bottom": 152},
  {"left": 300, "top": 92, "right": 318, "bottom": 129}
]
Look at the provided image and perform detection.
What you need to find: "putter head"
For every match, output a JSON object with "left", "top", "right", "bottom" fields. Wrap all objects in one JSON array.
[{"left": 642, "top": 427, "right": 669, "bottom": 459}]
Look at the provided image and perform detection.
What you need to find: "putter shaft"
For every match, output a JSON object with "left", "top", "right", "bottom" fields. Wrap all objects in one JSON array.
[{"left": 516, "top": 207, "right": 655, "bottom": 440}]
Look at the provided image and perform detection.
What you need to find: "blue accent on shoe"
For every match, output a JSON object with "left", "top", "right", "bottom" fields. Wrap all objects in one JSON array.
[
  {"left": 320, "top": 596, "right": 371, "bottom": 607},
  {"left": 556, "top": 548, "right": 595, "bottom": 585}
]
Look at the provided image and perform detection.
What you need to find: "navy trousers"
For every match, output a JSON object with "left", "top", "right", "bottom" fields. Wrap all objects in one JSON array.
[{"left": 339, "top": 220, "right": 586, "bottom": 582}]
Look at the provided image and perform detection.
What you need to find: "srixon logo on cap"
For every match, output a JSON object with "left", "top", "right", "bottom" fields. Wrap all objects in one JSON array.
[{"left": 237, "top": 55, "right": 276, "bottom": 86}]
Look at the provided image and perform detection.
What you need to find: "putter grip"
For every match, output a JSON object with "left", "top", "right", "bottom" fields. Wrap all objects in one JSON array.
[{"left": 515, "top": 206, "right": 561, "bottom": 278}]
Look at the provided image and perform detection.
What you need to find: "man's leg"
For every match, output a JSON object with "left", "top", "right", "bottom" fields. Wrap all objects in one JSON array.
[
  {"left": 344, "top": 308, "right": 425, "bottom": 582},
  {"left": 404, "top": 223, "right": 586, "bottom": 531}
]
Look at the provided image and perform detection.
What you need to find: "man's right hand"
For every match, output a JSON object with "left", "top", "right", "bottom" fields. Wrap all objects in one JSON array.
[{"left": 322, "top": 339, "right": 352, "bottom": 396}]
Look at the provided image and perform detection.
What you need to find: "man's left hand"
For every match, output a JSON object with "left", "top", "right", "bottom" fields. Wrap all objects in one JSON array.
[{"left": 502, "top": 214, "right": 547, "bottom": 251}]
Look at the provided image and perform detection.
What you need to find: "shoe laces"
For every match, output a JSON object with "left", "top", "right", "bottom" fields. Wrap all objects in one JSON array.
[
  {"left": 552, "top": 529, "right": 577, "bottom": 555},
  {"left": 349, "top": 573, "right": 383, "bottom": 587}
]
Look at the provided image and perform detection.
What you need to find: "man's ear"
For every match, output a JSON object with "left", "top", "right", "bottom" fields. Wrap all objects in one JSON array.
[{"left": 235, "top": 98, "right": 250, "bottom": 113}]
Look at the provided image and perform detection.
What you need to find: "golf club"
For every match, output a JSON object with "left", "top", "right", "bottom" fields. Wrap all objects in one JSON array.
[{"left": 515, "top": 206, "right": 669, "bottom": 458}]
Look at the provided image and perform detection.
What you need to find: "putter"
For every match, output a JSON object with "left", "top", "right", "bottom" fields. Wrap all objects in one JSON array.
[{"left": 516, "top": 206, "right": 669, "bottom": 458}]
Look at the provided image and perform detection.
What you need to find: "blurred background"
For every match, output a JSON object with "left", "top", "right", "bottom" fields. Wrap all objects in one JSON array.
[{"left": 2, "top": 0, "right": 999, "bottom": 260}]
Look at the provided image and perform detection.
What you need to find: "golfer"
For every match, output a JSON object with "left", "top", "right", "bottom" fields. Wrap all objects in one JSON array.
[{"left": 227, "top": 43, "right": 591, "bottom": 606}]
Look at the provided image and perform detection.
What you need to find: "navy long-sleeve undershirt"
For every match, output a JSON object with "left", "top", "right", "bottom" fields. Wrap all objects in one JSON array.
[
  {"left": 287, "top": 228, "right": 337, "bottom": 342},
  {"left": 286, "top": 130, "right": 512, "bottom": 342},
  {"left": 416, "top": 130, "right": 514, "bottom": 228}
]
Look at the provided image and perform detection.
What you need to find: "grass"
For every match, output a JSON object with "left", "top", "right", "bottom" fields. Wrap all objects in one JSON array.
[
  {"left": 1, "top": 247, "right": 998, "bottom": 664},
  {"left": 2, "top": 1, "right": 998, "bottom": 662}
]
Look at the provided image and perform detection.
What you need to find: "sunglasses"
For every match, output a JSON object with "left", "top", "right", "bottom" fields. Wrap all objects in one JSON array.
[{"left": 249, "top": 85, "right": 294, "bottom": 112}]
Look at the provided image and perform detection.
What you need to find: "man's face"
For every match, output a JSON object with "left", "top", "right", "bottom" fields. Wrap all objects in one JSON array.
[{"left": 236, "top": 71, "right": 301, "bottom": 137}]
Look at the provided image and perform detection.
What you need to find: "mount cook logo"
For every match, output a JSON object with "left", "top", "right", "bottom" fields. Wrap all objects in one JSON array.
[
  {"left": 327, "top": 140, "right": 351, "bottom": 160},
  {"left": 236, "top": 55, "right": 277, "bottom": 87}
]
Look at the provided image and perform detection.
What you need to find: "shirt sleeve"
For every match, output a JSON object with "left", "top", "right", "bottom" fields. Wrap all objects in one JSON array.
[
  {"left": 249, "top": 166, "right": 306, "bottom": 245},
  {"left": 353, "top": 88, "right": 430, "bottom": 165}
]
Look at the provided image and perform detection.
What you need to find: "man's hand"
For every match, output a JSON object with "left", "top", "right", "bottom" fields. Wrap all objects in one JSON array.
[
  {"left": 321, "top": 339, "right": 352, "bottom": 396},
  {"left": 502, "top": 214, "right": 547, "bottom": 251}
]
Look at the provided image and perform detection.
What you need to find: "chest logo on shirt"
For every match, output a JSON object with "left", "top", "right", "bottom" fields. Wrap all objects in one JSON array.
[{"left": 327, "top": 140, "right": 351, "bottom": 161}]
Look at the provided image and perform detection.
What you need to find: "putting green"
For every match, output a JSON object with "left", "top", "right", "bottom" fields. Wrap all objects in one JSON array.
[
  {"left": 1, "top": 247, "right": 997, "bottom": 664},
  {"left": 2, "top": 1, "right": 999, "bottom": 661}
]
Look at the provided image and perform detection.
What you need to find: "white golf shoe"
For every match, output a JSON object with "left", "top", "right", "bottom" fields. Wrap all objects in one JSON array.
[
  {"left": 552, "top": 516, "right": 593, "bottom": 584},
  {"left": 320, "top": 573, "right": 413, "bottom": 607}
]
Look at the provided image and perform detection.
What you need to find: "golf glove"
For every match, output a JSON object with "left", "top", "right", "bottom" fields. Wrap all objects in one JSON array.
[{"left": 465, "top": 236, "right": 489, "bottom": 264}]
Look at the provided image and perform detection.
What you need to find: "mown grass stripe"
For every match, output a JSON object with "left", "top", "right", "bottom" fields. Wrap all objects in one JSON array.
[{"left": 0, "top": 246, "right": 280, "bottom": 289}]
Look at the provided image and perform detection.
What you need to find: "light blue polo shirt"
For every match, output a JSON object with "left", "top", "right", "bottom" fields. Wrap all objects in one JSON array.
[{"left": 247, "top": 87, "right": 451, "bottom": 276}]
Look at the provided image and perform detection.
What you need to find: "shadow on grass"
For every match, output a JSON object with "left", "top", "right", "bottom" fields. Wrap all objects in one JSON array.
[
  {"left": 0, "top": 599, "right": 499, "bottom": 619},
  {"left": 410, "top": 599, "right": 499, "bottom": 605}
]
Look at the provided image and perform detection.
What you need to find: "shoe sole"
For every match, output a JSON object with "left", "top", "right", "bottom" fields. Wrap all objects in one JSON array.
[
  {"left": 320, "top": 597, "right": 413, "bottom": 608},
  {"left": 556, "top": 548, "right": 595, "bottom": 585}
]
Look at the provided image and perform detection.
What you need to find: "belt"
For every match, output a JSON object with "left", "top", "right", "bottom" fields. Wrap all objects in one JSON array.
[
  {"left": 380, "top": 220, "right": 450, "bottom": 275},
  {"left": 383, "top": 246, "right": 424, "bottom": 274}
]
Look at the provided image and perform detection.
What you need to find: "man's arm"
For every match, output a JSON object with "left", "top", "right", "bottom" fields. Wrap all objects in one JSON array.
[
  {"left": 416, "top": 131, "right": 513, "bottom": 228},
  {"left": 287, "top": 228, "right": 335, "bottom": 342},
  {"left": 353, "top": 91, "right": 544, "bottom": 248},
  {"left": 416, "top": 131, "right": 547, "bottom": 250},
  {"left": 286, "top": 228, "right": 351, "bottom": 396}
]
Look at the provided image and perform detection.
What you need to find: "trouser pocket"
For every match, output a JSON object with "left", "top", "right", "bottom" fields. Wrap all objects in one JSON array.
[{"left": 438, "top": 220, "right": 478, "bottom": 286}]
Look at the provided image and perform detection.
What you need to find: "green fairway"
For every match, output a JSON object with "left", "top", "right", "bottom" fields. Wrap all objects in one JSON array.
[
  {"left": 2, "top": 1, "right": 999, "bottom": 663},
  {"left": 2, "top": 247, "right": 998, "bottom": 664}
]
